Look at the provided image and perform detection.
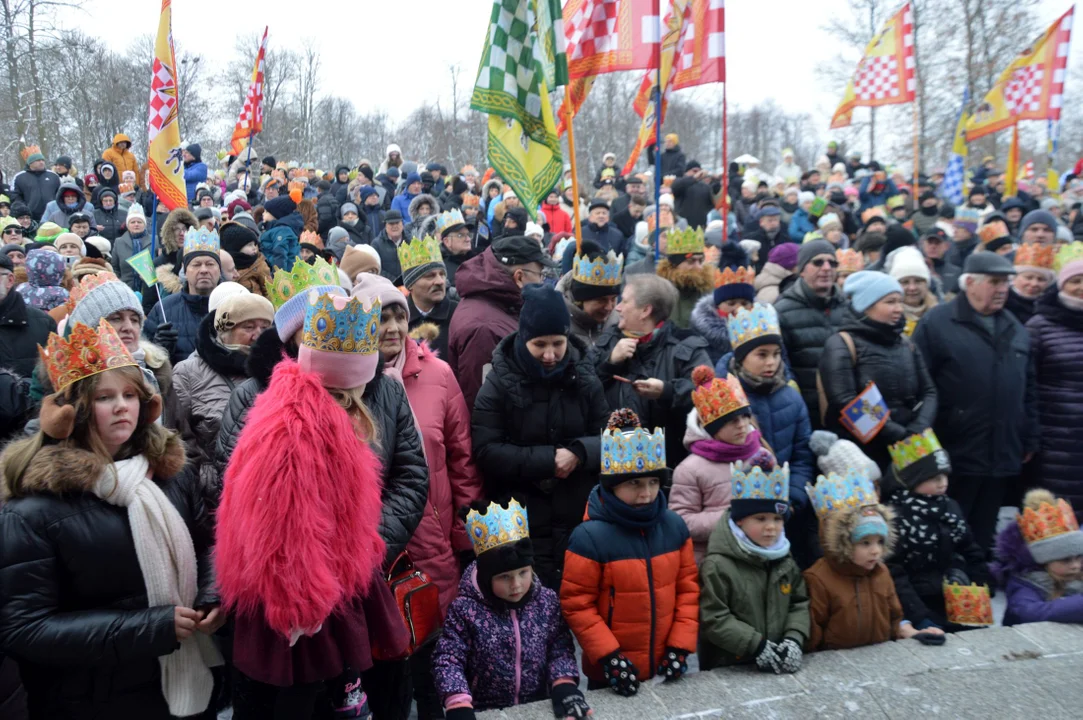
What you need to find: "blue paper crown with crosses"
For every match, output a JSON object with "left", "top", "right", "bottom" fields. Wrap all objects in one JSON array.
[
  {"left": 465, "top": 499, "right": 530, "bottom": 555},
  {"left": 806, "top": 468, "right": 879, "bottom": 520},
  {"left": 183, "top": 226, "right": 219, "bottom": 256},
  {"left": 301, "top": 291, "right": 381, "bottom": 355},
  {"left": 726, "top": 303, "right": 781, "bottom": 350},
  {"left": 731, "top": 460, "right": 789, "bottom": 504},
  {"left": 573, "top": 250, "right": 623, "bottom": 287}
]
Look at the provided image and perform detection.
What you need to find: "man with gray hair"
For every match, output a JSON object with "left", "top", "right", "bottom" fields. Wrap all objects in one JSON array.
[
  {"left": 913, "top": 252, "right": 1038, "bottom": 555},
  {"left": 590, "top": 273, "right": 710, "bottom": 466}
]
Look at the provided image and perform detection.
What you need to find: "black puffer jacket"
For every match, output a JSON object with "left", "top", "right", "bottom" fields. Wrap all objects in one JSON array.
[
  {"left": 0, "top": 289, "right": 56, "bottom": 379},
  {"left": 775, "top": 279, "right": 854, "bottom": 425},
  {"left": 0, "top": 441, "right": 214, "bottom": 719},
  {"left": 819, "top": 317, "right": 938, "bottom": 469},
  {"left": 472, "top": 333, "right": 609, "bottom": 590},
  {"left": 215, "top": 327, "right": 428, "bottom": 563},
  {"left": 590, "top": 321, "right": 710, "bottom": 468}
]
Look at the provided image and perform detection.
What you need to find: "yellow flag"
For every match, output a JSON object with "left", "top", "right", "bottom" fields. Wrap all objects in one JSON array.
[
  {"left": 146, "top": 0, "right": 188, "bottom": 211},
  {"left": 830, "top": 3, "right": 915, "bottom": 129}
]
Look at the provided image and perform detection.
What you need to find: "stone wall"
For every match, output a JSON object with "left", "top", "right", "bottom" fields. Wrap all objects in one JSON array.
[{"left": 478, "top": 622, "right": 1083, "bottom": 719}]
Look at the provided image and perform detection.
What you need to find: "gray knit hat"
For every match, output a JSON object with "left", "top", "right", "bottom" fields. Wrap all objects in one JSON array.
[
  {"left": 809, "top": 430, "right": 882, "bottom": 482},
  {"left": 797, "top": 239, "right": 838, "bottom": 272},
  {"left": 66, "top": 277, "right": 144, "bottom": 337}
]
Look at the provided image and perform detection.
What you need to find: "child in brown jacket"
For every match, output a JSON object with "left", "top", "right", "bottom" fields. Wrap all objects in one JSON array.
[{"left": 802, "top": 468, "right": 943, "bottom": 650}]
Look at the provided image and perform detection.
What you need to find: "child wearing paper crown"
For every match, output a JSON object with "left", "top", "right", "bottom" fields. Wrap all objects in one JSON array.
[
  {"left": 885, "top": 429, "right": 992, "bottom": 633},
  {"left": 561, "top": 410, "right": 700, "bottom": 697},
  {"left": 698, "top": 460, "right": 810, "bottom": 674},
  {"left": 432, "top": 500, "right": 590, "bottom": 720},
  {"left": 991, "top": 489, "right": 1083, "bottom": 626},
  {"left": 670, "top": 366, "right": 777, "bottom": 564},
  {"left": 803, "top": 470, "right": 942, "bottom": 650}
]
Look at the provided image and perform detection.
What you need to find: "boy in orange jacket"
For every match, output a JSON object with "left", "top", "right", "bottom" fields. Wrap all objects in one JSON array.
[{"left": 560, "top": 409, "right": 700, "bottom": 696}]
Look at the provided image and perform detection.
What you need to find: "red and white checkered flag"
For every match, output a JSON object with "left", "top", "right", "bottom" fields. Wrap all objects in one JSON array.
[
  {"left": 229, "top": 27, "right": 268, "bottom": 157},
  {"left": 830, "top": 3, "right": 914, "bottom": 129}
]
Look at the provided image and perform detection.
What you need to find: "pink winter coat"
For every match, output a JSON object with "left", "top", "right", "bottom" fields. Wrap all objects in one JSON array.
[{"left": 400, "top": 336, "right": 485, "bottom": 613}]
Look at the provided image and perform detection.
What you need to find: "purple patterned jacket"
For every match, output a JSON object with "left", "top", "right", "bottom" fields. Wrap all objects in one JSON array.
[{"left": 432, "top": 562, "right": 579, "bottom": 711}]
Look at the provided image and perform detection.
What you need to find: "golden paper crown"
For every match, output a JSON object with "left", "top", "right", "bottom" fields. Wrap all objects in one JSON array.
[
  {"left": 888, "top": 428, "right": 943, "bottom": 471},
  {"left": 396, "top": 236, "right": 443, "bottom": 273},
  {"left": 1054, "top": 242, "right": 1083, "bottom": 274},
  {"left": 714, "top": 266, "right": 755, "bottom": 288},
  {"left": 1018, "top": 494, "right": 1080, "bottom": 546},
  {"left": 301, "top": 292, "right": 381, "bottom": 355},
  {"left": 465, "top": 499, "right": 530, "bottom": 555},
  {"left": 38, "top": 319, "right": 138, "bottom": 393},
  {"left": 265, "top": 256, "right": 339, "bottom": 309},
  {"left": 573, "top": 250, "right": 623, "bottom": 287},
  {"left": 836, "top": 248, "right": 865, "bottom": 273},
  {"left": 66, "top": 271, "right": 121, "bottom": 315},
  {"left": 943, "top": 582, "right": 994, "bottom": 627},
  {"left": 1014, "top": 243, "right": 1055, "bottom": 270},
  {"left": 691, "top": 366, "right": 749, "bottom": 429},
  {"left": 666, "top": 227, "right": 705, "bottom": 256},
  {"left": 601, "top": 409, "right": 667, "bottom": 477}
]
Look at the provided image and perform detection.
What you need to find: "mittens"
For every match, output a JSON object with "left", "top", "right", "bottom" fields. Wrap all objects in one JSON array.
[
  {"left": 944, "top": 568, "right": 970, "bottom": 586},
  {"left": 914, "top": 631, "right": 947, "bottom": 646},
  {"left": 551, "top": 682, "right": 590, "bottom": 718},
  {"left": 444, "top": 707, "right": 477, "bottom": 720},
  {"left": 600, "top": 651, "right": 640, "bottom": 696},
  {"left": 753, "top": 639, "right": 783, "bottom": 674},
  {"left": 775, "top": 638, "right": 803, "bottom": 674},
  {"left": 39, "top": 392, "right": 75, "bottom": 440},
  {"left": 656, "top": 647, "right": 690, "bottom": 682}
]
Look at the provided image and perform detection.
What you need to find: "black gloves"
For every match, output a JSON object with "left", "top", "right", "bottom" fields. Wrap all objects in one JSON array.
[
  {"left": 754, "top": 639, "right": 783, "bottom": 674},
  {"left": 656, "top": 647, "right": 690, "bottom": 682},
  {"left": 153, "top": 322, "right": 178, "bottom": 355},
  {"left": 775, "top": 638, "right": 803, "bottom": 673},
  {"left": 600, "top": 651, "right": 640, "bottom": 696},
  {"left": 914, "top": 631, "right": 947, "bottom": 646},
  {"left": 551, "top": 682, "right": 590, "bottom": 718},
  {"left": 445, "top": 707, "right": 477, "bottom": 720}
]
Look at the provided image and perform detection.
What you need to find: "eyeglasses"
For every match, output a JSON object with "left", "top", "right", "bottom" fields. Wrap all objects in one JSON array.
[
  {"left": 3, "top": 228, "right": 21, "bottom": 235},
  {"left": 810, "top": 258, "right": 839, "bottom": 269},
  {"left": 448, "top": 230, "right": 470, "bottom": 240}
]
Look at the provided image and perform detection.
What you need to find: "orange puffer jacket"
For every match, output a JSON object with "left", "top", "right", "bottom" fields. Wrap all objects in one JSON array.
[
  {"left": 102, "top": 133, "right": 141, "bottom": 187},
  {"left": 561, "top": 485, "right": 699, "bottom": 683}
]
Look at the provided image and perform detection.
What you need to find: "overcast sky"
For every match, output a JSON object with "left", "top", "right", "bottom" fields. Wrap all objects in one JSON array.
[{"left": 69, "top": 0, "right": 1078, "bottom": 152}]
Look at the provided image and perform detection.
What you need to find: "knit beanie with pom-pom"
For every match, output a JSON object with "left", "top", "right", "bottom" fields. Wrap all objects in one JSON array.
[{"left": 809, "top": 430, "right": 881, "bottom": 483}]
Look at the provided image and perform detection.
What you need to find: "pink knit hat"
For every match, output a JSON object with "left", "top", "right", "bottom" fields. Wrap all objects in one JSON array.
[
  {"left": 298, "top": 291, "right": 381, "bottom": 390},
  {"left": 350, "top": 273, "right": 409, "bottom": 315}
]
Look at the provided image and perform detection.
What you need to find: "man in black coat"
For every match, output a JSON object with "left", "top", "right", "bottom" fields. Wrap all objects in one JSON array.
[
  {"left": 775, "top": 239, "right": 854, "bottom": 426},
  {"left": 0, "top": 254, "right": 56, "bottom": 379},
  {"left": 371, "top": 209, "right": 411, "bottom": 282},
  {"left": 563, "top": 200, "right": 628, "bottom": 273},
  {"left": 400, "top": 230, "right": 459, "bottom": 359},
  {"left": 10, "top": 150, "right": 60, "bottom": 221},
  {"left": 741, "top": 203, "right": 787, "bottom": 272},
  {"left": 670, "top": 161, "right": 721, "bottom": 230},
  {"left": 647, "top": 133, "right": 686, "bottom": 178},
  {"left": 912, "top": 252, "right": 1039, "bottom": 554}
]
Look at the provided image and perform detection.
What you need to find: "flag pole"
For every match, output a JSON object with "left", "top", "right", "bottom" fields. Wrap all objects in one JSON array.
[
  {"left": 563, "top": 98, "right": 584, "bottom": 254},
  {"left": 1006, "top": 121, "right": 1020, "bottom": 198},
  {"left": 718, "top": 80, "right": 728, "bottom": 220},
  {"left": 911, "top": 78, "right": 920, "bottom": 203},
  {"left": 653, "top": 0, "right": 663, "bottom": 261}
]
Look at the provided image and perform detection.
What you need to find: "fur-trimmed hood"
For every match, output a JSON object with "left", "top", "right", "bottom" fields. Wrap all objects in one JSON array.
[
  {"left": 481, "top": 179, "right": 504, "bottom": 203},
  {"left": 656, "top": 258, "right": 717, "bottom": 294},
  {"left": 408, "top": 193, "right": 439, "bottom": 220},
  {"left": 821, "top": 503, "right": 896, "bottom": 567},
  {"left": 5, "top": 437, "right": 186, "bottom": 500},
  {"left": 409, "top": 321, "right": 441, "bottom": 345},
  {"left": 155, "top": 264, "right": 183, "bottom": 294},
  {"left": 160, "top": 207, "right": 199, "bottom": 254},
  {"left": 690, "top": 294, "right": 730, "bottom": 348}
]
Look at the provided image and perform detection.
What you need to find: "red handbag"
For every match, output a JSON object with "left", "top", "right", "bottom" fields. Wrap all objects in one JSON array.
[{"left": 371, "top": 552, "right": 442, "bottom": 660}]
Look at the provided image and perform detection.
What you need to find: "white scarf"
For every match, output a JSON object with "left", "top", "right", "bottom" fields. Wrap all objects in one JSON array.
[{"left": 93, "top": 455, "right": 221, "bottom": 717}]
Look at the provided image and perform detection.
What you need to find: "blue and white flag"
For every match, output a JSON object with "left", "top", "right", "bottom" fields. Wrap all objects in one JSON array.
[
  {"left": 840, "top": 382, "right": 891, "bottom": 444},
  {"left": 940, "top": 88, "right": 969, "bottom": 206}
]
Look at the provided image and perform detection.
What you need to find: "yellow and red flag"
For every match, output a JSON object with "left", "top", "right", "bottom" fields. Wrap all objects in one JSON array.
[
  {"left": 965, "top": 6, "right": 1074, "bottom": 141},
  {"left": 830, "top": 3, "right": 915, "bottom": 129},
  {"left": 229, "top": 26, "right": 268, "bottom": 157},
  {"left": 146, "top": 0, "right": 187, "bottom": 211}
]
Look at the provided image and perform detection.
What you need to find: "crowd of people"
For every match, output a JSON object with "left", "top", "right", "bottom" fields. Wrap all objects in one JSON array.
[{"left": 0, "top": 134, "right": 1083, "bottom": 720}]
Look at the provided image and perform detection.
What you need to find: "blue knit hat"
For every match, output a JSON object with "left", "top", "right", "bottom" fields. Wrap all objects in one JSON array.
[
  {"left": 404, "top": 172, "right": 422, "bottom": 187},
  {"left": 843, "top": 271, "right": 902, "bottom": 314},
  {"left": 518, "top": 284, "right": 570, "bottom": 341},
  {"left": 264, "top": 195, "right": 296, "bottom": 220}
]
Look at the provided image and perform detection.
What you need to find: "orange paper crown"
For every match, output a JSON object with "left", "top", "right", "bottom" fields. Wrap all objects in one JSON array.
[
  {"left": 20, "top": 145, "right": 41, "bottom": 162},
  {"left": 1018, "top": 496, "right": 1079, "bottom": 546},
  {"left": 38, "top": 319, "right": 137, "bottom": 393},
  {"left": 1014, "top": 243, "right": 1056, "bottom": 271},
  {"left": 691, "top": 366, "right": 750, "bottom": 430},
  {"left": 65, "top": 271, "right": 121, "bottom": 315},
  {"left": 715, "top": 266, "right": 756, "bottom": 288},
  {"left": 836, "top": 248, "right": 865, "bottom": 273},
  {"left": 943, "top": 582, "right": 994, "bottom": 627}
]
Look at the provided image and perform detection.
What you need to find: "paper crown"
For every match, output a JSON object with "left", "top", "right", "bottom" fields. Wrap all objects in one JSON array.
[
  {"left": 1054, "top": 242, "right": 1083, "bottom": 274},
  {"left": 726, "top": 303, "right": 780, "bottom": 350},
  {"left": 691, "top": 367, "right": 749, "bottom": 430},
  {"left": 806, "top": 468, "right": 879, "bottom": 520},
  {"left": 20, "top": 145, "right": 41, "bottom": 161},
  {"left": 601, "top": 410, "right": 667, "bottom": 478},
  {"left": 302, "top": 291, "right": 381, "bottom": 355},
  {"left": 38, "top": 319, "right": 138, "bottom": 393},
  {"left": 465, "top": 499, "right": 530, "bottom": 555},
  {"left": 836, "top": 248, "right": 865, "bottom": 273},
  {"left": 573, "top": 250, "right": 623, "bottom": 287},
  {"left": 1018, "top": 493, "right": 1080, "bottom": 547},
  {"left": 666, "top": 227, "right": 705, "bottom": 256},
  {"left": 396, "top": 235, "right": 443, "bottom": 273},
  {"left": 1014, "top": 243, "right": 1055, "bottom": 270},
  {"left": 183, "top": 227, "right": 220, "bottom": 256},
  {"left": 265, "top": 256, "right": 339, "bottom": 309},
  {"left": 435, "top": 208, "right": 466, "bottom": 237},
  {"left": 888, "top": 428, "right": 943, "bottom": 471},
  {"left": 943, "top": 582, "right": 994, "bottom": 627},
  {"left": 714, "top": 266, "right": 755, "bottom": 289},
  {"left": 299, "top": 229, "right": 323, "bottom": 250},
  {"left": 731, "top": 460, "right": 790, "bottom": 504},
  {"left": 65, "top": 271, "right": 121, "bottom": 315}
]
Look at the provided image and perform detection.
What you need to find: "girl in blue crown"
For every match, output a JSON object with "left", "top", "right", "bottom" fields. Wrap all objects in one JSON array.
[{"left": 432, "top": 499, "right": 589, "bottom": 720}]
